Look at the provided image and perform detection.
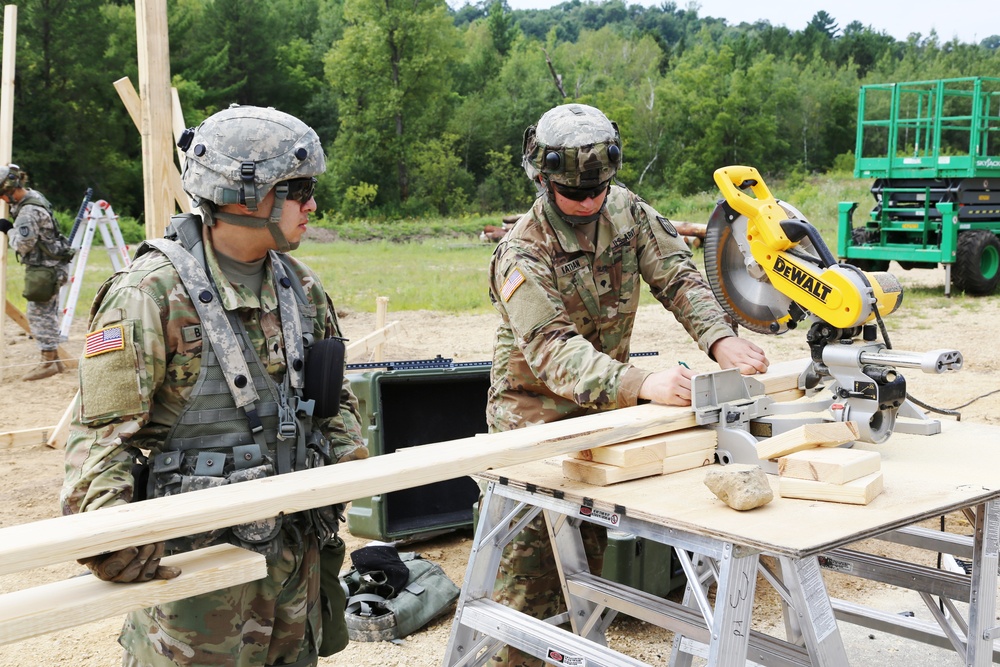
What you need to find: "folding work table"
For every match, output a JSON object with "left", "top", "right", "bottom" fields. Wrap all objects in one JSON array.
[{"left": 443, "top": 419, "right": 1000, "bottom": 666}]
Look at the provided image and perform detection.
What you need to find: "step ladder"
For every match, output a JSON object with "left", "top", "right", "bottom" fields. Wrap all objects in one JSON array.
[{"left": 58, "top": 197, "right": 131, "bottom": 341}]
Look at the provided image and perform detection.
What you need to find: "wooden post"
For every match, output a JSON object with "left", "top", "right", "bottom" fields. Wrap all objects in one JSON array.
[
  {"left": 0, "top": 5, "right": 17, "bottom": 382},
  {"left": 374, "top": 296, "right": 389, "bottom": 362},
  {"left": 113, "top": 77, "right": 189, "bottom": 214},
  {"left": 134, "top": 0, "right": 174, "bottom": 239}
]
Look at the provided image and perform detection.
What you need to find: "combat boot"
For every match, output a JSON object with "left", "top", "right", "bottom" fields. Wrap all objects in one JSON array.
[{"left": 22, "top": 349, "right": 63, "bottom": 381}]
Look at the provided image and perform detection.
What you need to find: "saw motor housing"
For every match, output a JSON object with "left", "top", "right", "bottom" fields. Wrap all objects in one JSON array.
[{"left": 704, "top": 165, "right": 962, "bottom": 446}]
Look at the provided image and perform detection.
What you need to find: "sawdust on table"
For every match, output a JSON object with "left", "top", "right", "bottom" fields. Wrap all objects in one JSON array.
[{"left": 1, "top": 264, "right": 997, "bottom": 666}]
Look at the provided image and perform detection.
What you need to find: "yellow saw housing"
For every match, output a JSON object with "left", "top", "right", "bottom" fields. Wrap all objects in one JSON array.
[{"left": 712, "top": 166, "right": 902, "bottom": 331}]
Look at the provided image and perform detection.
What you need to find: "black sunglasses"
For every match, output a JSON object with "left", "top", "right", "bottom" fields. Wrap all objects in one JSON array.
[
  {"left": 283, "top": 177, "right": 317, "bottom": 204},
  {"left": 552, "top": 180, "right": 609, "bottom": 202}
]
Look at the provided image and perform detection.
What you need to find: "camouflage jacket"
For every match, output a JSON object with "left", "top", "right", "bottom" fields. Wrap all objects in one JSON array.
[
  {"left": 8, "top": 189, "right": 68, "bottom": 269},
  {"left": 487, "top": 185, "right": 735, "bottom": 431},
  {"left": 61, "top": 221, "right": 366, "bottom": 515}
]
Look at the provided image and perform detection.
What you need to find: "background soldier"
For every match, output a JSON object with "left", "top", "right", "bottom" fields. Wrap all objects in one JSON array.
[
  {"left": 61, "top": 105, "right": 367, "bottom": 666},
  {"left": 486, "top": 103, "right": 769, "bottom": 667},
  {"left": 0, "top": 165, "right": 74, "bottom": 380}
]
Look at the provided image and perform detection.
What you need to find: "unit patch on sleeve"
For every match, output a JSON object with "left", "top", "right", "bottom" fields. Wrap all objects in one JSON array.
[
  {"left": 500, "top": 267, "right": 526, "bottom": 302},
  {"left": 84, "top": 325, "right": 125, "bottom": 358}
]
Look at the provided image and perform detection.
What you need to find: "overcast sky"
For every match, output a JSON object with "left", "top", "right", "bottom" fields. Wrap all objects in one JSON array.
[{"left": 464, "top": 0, "right": 993, "bottom": 44}]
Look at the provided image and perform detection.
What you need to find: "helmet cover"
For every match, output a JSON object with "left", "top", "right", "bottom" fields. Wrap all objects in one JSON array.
[
  {"left": 0, "top": 164, "right": 25, "bottom": 197},
  {"left": 181, "top": 105, "right": 325, "bottom": 210},
  {"left": 522, "top": 104, "right": 621, "bottom": 188}
]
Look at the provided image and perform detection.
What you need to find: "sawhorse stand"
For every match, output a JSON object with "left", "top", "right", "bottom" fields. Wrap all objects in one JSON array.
[
  {"left": 58, "top": 199, "right": 130, "bottom": 341},
  {"left": 443, "top": 429, "right": 1000, "bottom": 667},
  {"left": 444, "top": 481, "right": 850, "bottom": 666}
]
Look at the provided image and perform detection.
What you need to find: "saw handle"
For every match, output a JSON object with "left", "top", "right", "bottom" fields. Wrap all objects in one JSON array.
[{"left": 713, "top": 165, "right": 793, "bottom": 251}]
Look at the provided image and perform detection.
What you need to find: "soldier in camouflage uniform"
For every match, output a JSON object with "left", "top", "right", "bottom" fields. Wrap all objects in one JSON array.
[
  {"left": 0, "top": 165, "right": 73, "bottom": 380},
  {"left": 487, "top": 104, "right": 769, "bottom": 666},
  {"left": 61, "top": 106, "right": 367, "bottom": 667}
]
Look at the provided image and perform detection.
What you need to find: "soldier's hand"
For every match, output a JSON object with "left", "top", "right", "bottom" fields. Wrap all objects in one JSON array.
[
  {"left": 0, "top": 218, "right": 12, "bottom": 234},
  {"left": 638, "top": 365, "right": 696, "bottom": 406},
  {"left": 78, "top": 542, "right": 181, "bottom": 583},
  {"left": 711, "top": 336, "right": 769, "bottom": 375}
]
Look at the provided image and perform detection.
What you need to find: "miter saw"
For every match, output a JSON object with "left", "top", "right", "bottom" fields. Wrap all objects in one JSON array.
[{"left": 694, "top": 165, "right": 963, "bottom": 470}]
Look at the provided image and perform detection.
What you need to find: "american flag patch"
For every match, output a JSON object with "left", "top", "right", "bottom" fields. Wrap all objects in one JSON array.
[
  {"left": 500, "top": 268, "right": 526, "bottom": 302},
  {"left": 84, "top": 325, "right": 125, "bottom": 358}
]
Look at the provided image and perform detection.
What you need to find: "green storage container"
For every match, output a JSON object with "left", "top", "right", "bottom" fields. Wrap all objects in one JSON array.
[
  {"left": 346, "top": 364, "right": 491, "bottom": 542},
  {"left": 602, "top": 529, "right": 686, "bottom": 597}
]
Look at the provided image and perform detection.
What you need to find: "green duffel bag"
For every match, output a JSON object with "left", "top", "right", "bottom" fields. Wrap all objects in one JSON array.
[
  {"left": 342, "top": 550, "right": 460, "bottom": 642},
  {"left": 22, "top": 264, "right": 59, "bottom": 302}
]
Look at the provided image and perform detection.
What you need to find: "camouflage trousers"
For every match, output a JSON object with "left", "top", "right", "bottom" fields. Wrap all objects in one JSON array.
[
  {"left": 120, "top": 532, "right": 323, "bottom": 667},
  {"left": 491, "top": 511, "right": 607, "bottom": 667},
  {"left": 26, "top": 292, "right": 60, "bottom": 350}
]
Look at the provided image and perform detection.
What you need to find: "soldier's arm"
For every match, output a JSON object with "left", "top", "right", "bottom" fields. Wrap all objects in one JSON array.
[
  {"left": 9, "top": 206, "right": 44, "bottom": 256},
  {"left": 61, "top": 281, "right": 168, "bottom": 515},
  {"left": 634, "top": 200, "right": 735, "bottom": 356},
  {"left": 492, "top": 242, "right": 647, "bottom": 409}
]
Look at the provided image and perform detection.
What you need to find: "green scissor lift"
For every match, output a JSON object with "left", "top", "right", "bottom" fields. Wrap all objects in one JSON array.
[{"left": 837, "top": 77, "right": 1000, "bottom": 295}]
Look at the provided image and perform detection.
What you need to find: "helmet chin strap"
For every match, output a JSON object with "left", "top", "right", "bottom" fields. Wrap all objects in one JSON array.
[
  {"left": 209, "top": 183, "right": 295, "bottom": 252},
  {"left": 544, "top": 180, "right": 606, "bottom": 226}
]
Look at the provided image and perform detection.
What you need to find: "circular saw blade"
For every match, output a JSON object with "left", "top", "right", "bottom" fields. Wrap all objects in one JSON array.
[{"left": 703, "top": 200, "right": 816, "bottom": 335}]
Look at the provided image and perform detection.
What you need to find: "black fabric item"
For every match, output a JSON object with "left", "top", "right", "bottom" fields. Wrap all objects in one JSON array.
[
  {"left": 349, "top": 545, "right": 410, "bottom": 599},
  {"left": 303, "top": 338, "right": 345, "bottom": 419}
]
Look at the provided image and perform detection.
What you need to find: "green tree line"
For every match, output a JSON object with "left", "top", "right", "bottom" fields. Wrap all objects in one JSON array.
[{"left": 3, "top": 0, "right": 998, "bottom": 225}]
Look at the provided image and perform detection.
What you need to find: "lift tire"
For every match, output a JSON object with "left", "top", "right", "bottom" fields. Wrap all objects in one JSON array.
[
  {"left": 954, "top": 230, "right": 1000, "bottom": 296},
  {"left": 846, "top": 228, "right": 890, "bottom": 272}
]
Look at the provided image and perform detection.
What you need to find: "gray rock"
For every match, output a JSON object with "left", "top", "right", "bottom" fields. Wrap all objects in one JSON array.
[{"left": 704, "top": 464, "right": 774, "bottom": 510}]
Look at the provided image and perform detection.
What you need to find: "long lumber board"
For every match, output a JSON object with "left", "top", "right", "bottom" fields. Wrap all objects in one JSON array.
[
  {"left": 0, "top": 360, "right": 807, "bottom": 576},
  {"left": 0, "top": 426, "right": 54, "bottom": 449},
  {"left": 0, "top": 403, "right": 697, "bottom": 575},
  {"left": 0, "top": 544, "right": 264, "bottom": 645}
]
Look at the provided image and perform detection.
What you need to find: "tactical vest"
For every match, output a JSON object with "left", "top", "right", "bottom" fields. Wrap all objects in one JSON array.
[
  {"left": 15, "top": 191, "right": 75, "bottom": 265},
  {"left": 135, "top": 214, "right": 338, "bottom": 556}
]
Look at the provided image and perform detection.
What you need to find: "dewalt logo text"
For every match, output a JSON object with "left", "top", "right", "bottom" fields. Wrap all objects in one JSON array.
[{"left": 773, "top": 256, "right": 833, "bottom": 303}]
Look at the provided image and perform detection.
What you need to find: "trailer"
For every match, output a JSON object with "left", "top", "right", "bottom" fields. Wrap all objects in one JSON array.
[{"left": 837, "top": 77, "right": 1000, "bottom": 295}]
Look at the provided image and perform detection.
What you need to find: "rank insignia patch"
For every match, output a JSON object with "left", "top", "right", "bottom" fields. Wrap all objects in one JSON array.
[{"left": 84, "top": 325, "right": 125, "bottom": 358}]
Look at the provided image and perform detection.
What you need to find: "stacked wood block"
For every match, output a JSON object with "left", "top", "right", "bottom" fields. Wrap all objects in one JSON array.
[
  {"left": 563, "top": 429, "right": 717, "bottom": 486},
  {"left": 762, "top": 421, "right": 884, "bottom": 505}
]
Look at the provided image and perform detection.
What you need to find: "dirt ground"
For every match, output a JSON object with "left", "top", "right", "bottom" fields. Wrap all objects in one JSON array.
[{"left": 0, "top": 262, "right": 998, "bottom": 666}]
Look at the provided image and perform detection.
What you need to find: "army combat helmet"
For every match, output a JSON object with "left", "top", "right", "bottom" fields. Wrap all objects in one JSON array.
[
  {"left": 178, "top": 105, "right": 325, "bottom": 252},
  {"left": 0, "top": 164, "right": 26, "bottom": 198},
  {"left": 523, "top": 104, "right": 621, "bottom": 224}
]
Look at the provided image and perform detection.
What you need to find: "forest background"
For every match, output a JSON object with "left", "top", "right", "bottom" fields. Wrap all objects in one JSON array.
[{"left": 3, "top": 0, "right": 1000, "bottom": 236}]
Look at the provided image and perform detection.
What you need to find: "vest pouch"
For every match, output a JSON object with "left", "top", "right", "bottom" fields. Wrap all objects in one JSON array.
[
  {"left": 150, "top": 450, "right": 184, "bottom": 498},
  {"left": 303, "top": 338, "right": 345, "bottom": 419},
  {"left": 22, "top": 264, "right": 58, "bottom": 302},
  {"left": 231, "top": 514, "right": 283, "bottom": 545}
]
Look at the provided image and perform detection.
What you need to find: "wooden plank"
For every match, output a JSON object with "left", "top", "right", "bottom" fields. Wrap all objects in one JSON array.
[
  {"left": 778, "top": 471, "right": 884, "bottom": 506},
  {"left": 46, "top": 391, "right": 77, "bottom": 449},
  {"left": 755, "top": 421, "right": 859, "bottom": 461},
  {"left": 0, "top": 402, "right": 699, "bottom": 576},
  {"left": 113, "top": 76, "right": 189, "bottom": 215},
  {"left": 0, "top": 426, "right": 52, "bottom": 450},
  {"left": 574, "top": 428, "right": 716, "bottom": 467},
  {"left": 562, "top": 448, "right": 716, "bottom": 486},
  {"left": 778, "top": 448, "right": 881, "bottom": 485},
  {"left": 0, "top": 544, "right": 264, "bottom": 645},
  {"left": 345, "top": 320, "right": 402, "bottom": 362},
  {"left": 0, "top": 5, "right": 16, "bottom": 382},
  {"left": 757, "top": 357, "right": 810, "bottom": 394}
]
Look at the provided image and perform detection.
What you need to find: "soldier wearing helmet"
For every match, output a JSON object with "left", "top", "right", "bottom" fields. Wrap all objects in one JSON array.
[
  {"left": 0, "top": 164, "right": 74, "bottom": 380},
  {"left": 62, "top": 106, "right": 367, "bottom": 666},
  {"left": 486, "top": 104, "right": 769, "bottom": 667}
]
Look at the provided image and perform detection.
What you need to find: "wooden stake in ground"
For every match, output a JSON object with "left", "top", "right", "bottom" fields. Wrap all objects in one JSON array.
[{"left": 374, "top": 296, "right": 389, "bottom": 362}]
